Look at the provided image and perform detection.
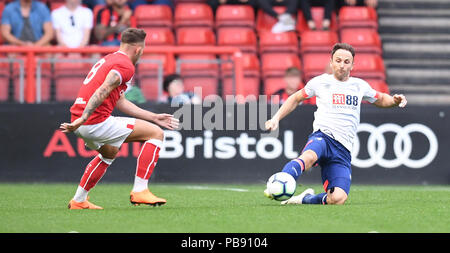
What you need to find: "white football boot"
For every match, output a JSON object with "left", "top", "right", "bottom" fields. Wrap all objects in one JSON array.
[{"left": 281, "top": 188, "right": 315, "bottom": 205}]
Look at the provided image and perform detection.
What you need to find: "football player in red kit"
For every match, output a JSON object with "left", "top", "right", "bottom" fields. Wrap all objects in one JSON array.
[{"left": 60, "top": 28, "right": 179, "bottom": 209}]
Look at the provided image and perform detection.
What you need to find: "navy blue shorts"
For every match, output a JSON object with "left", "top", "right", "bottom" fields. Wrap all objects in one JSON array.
[{"left": 301, "top": 130, "right": 352, "bottom": 195}]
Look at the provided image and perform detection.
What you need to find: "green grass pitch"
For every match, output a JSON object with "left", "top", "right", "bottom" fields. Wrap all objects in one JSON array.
[{"left": 0, "top": 183, "right": 449, "bottom": 233}]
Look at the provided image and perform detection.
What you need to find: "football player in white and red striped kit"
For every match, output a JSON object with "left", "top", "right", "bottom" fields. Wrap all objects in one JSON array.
[{"left": 60, "top": 28, "right": 179, "bottom": 209}]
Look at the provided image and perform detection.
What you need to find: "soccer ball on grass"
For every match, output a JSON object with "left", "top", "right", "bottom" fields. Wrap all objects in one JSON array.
[{"left": 266, "top": 172, "right": 297, "bottom": 201}]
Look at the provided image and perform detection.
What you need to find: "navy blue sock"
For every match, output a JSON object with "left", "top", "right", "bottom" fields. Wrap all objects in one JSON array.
[
  {"left": 281, "top": 158, "right": 305, "bottom": 181},
  {"left": 302, "top": 192, "right": 327, "bottom": 205}
]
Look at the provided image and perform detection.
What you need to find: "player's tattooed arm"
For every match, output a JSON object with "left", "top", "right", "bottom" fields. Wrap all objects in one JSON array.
[
  {"left": 80, "top": 71, "right": 121, "bottom": 122},
  {"left": 59, "top": 70, "right": 121, "bottom": 133}
]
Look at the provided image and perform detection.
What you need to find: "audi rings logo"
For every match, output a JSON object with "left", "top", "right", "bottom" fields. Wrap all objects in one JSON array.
[{"left": 352, "top": 123, "right": 438, "bottom": 169}]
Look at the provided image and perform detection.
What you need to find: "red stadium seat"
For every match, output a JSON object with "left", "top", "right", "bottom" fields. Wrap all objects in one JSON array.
[
  {"left": 177, "top": 54, "right": 219, "bottom": 77},
  {"left": 261, "top": 53, "right": 301, "bottom": 78},
  {"left": 177, "top": 53, "right": 219, "bottom": 98},
  {"left": 174, "top": 3, "right": 214, "bottom": 29},
  {"left": 9, "top": 55, "right": 51, "bottom": 102},
  {"left": 340, "top": 28, "right": 382, "bottom": 55},
  {"left": 182, "top": 76, "right": 218, "bottom": 99},
  {"left": 366, "top": 79, "right": 390, "bottom": 94},
  {"left": 352, "top": 54, "right": 386, "bottom": 80},
  {"left": 220, "top": 53, "right": 260, "bottom": 98},
  {"left": 217, "top": 27, "right": 257, "bottom": 53},
  {"left": 135, "top": 4, "right": 173, "bottom": 28},
  {"left": 53, "top": 54, "right": 91, "bottom": 102},
  {"left": 338, "top": 6, "right": 378, "bottom": 30},
  {"left": 300, "top": 30, "right": 338, "bottom": 54},
  {"left": 176, "top": 27, "right": 215, "bottom": 46},
  {"left": 137, "top": 54, "right": 172, "bottom": 101},
  {"left": 220, "top": 53, "right": 260, "bottom": 77},
  {"left": 302, "top": 53, "right": 330, "bottom": 81},
  {"left": 259, "top": 31, "right": 299, "bottom": 54},
  {"left": 215, "top": 5, "right": 255, "bottom": 29},
  {"left": 297, "top": 7, "right": 338, "bottom": 33},
  {"left": 256, "top": 6, "right": 286, "bottom": 33},
  {"left": 222, "top": 76, "right": 260, "bottom": 99},
  {"left": 143, "top": 28, "right": 174, "bottom": 46}
]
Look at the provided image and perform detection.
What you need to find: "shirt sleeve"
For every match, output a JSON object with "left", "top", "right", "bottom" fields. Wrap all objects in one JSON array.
[
  {"left": 1, "top": 5, "right": 12, "bottom": 25},
  {"left": 302, "top": 76, "right": 320, "bottom": 98},
  {"left": 111, "top": 61, "right": 135, "bottom": 85},
  {"left": 38, "top": 2, "right": 52, "bottom": 23},
  {"left": 361, "top": 80, "right": 380, "bottom": 103}
]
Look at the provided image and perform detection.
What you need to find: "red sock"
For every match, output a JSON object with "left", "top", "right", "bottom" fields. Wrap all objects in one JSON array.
[
  {"left": 79, "top": 154, "right": 112, "bottom": 191},
  {"left": 135, "top": 139, "right": 162, "bottom": 180}
]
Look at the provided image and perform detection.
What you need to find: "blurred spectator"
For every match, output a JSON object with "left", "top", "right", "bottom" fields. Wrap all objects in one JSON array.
[
  {"left": 337, "top": 0, "right": 378, "bottom": 10},
  {"left": 270, "top": 67, "right": 302, "bottom": 104},
  {"left": 128, "top": 0, "right": 174, "bottom": 11},
  {"left": 52, "top": 0, "right": 93, "bottom": 48},
  {"left": 164, "top": 74, "right": 201, "bottom": 105},
  {"left": 82, "top": 0, "right": 106, "bottom": 10},
  {"left": 298, "top": 0, "right": 335, "bottom": 30},
  {"left": 94, "top": 0, "right": 136, "bottom": 46},
  {"left": 207, "top": 0, "right": 258, "bottom": 14},
  {"left": 1, "top": 0, "right": 53, "bottom": 46},
  {"left": 258, "top": 0, "right": 298, "bottom": 33}
]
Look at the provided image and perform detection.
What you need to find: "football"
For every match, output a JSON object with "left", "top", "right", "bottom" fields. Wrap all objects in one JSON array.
[{"left": 266, "top": 172, "right": 297, "bottom": 201}]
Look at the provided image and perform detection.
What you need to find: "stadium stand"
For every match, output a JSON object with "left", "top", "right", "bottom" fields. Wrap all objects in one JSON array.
[
  {"left": 215, "top": 4, "right": 255, "bottom": 29},
  {"left": 53, "top": 54, "right": 91, "bottom": 102},
  {"left": 135, "top": 4, "right": 173, "bottom": 28},
  {"left": 0, "top": 0, "right": 397, "bottom": 104},
  {"left": 258, "top": 31, "right": 298, "bottom": 54},
  {"left": 299, "top": 30, "right": 338, "bottom": 54},
  {"left": 338, "top": 6, "right": 378, "bottom": 30},
  {"left": 297, "top": 6, "right": 338, "bottom": 33},
  {"left": 220, "top": 53, "right": 260, "bottom": 99},
  {"left": 261, "top": 53, "right": 302, "bottom": 95},
  {"left": 174, "top": 3, "right": 214, "bottom": 29}
]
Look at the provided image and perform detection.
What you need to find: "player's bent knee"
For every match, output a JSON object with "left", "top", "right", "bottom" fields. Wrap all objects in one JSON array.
[
  {"left": 153, "top": 126, "right": 164, "bottom": 141},
  {"left": 327, "top": 188, "right": 348, "bottom": 205},
  {"left": 299, "top": 150, "right": 318, "bottom": 169},
  {"left": 98, "top": 144, "right": 119, "bottom": 159}
]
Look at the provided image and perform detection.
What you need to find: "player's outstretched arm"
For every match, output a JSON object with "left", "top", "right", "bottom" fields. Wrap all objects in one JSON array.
[
  {"left": 116, "top": 95, "right": 179, "bottom": 130},
  {"left": 265, "top": 88, "right": 307, "bottom": 131},
  {"left": 60, "top": 71, "right": 121, "bottom": 133},
  {"left": 373, "top": 93, "right": 407, "bottom": 108}
]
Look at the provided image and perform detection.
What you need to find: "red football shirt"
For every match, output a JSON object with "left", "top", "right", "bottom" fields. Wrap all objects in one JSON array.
[{"left": 70, "top": 51, "right": 135, "bottom": 125}]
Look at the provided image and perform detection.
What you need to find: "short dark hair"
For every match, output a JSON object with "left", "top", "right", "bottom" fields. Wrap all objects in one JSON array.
[
  {"left": 284, "top": 67, "right": 301, "bottom": 77},
  {"left": 121, "top": 28, "right": 146, "bottom": 44},
  {"left": 331, "top": 43, "right": 355, "bottom": 59},
  {"left": 163, "top": 73, "right": 182, "bottom": 92}
]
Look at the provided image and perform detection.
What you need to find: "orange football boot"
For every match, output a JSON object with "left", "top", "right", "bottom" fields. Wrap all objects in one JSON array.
[
  {"left": 130, "top": 189, "right": 167, "bottom": 206},
  {"left": 68, "top": 198, "right": 103, "bottom": 210}
]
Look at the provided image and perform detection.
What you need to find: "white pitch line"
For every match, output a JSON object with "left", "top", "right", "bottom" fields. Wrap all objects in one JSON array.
[{"left": 181, "top": 185, "right": 249, "bottom": 192}]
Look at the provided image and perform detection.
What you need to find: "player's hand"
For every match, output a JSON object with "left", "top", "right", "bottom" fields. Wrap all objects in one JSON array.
[
  {"left": 59, "top": 117, "right": 85, "bottom": 133},
  {"left": 154, "top": 113, "right": 180, "bottom": 130},
  {"left": 393, "top": 94, "right": 407, "bottom": 108},
  {"left": 265, "top": 118, "right": 279, "bottom": 131}
]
